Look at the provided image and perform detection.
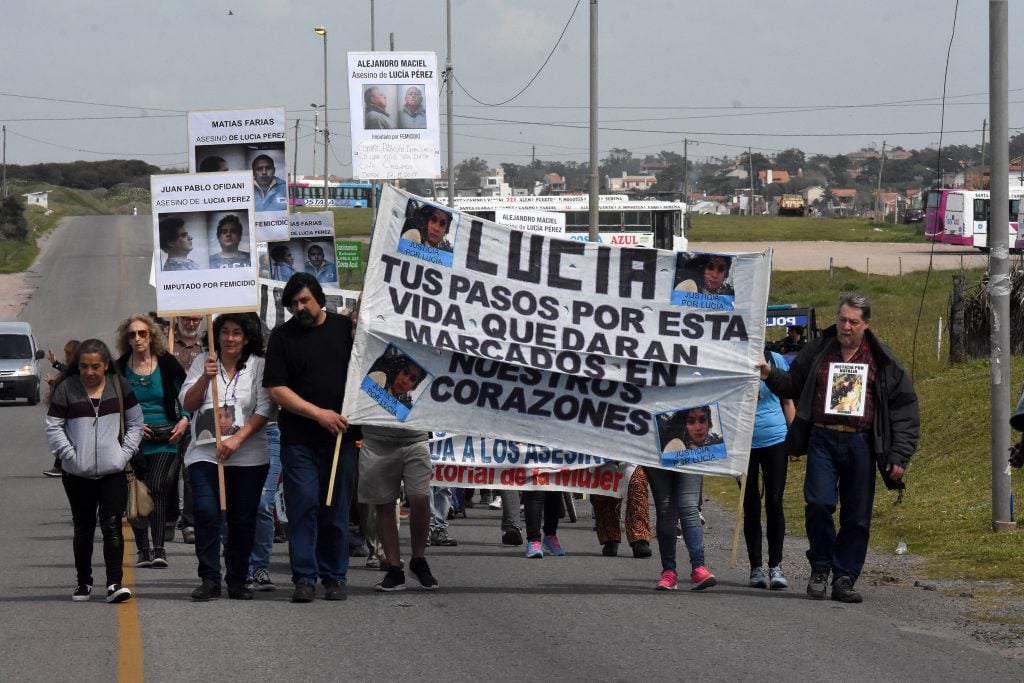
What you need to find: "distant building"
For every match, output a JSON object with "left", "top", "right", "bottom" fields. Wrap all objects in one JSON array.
[
  {"left": 606, "top": 171, "right": 656, "bottom": 193},
  {"left": 543, "top": 173, "right": 566, "bottom": 194},
  {"left": 21, "top": 191, "right": 49, "bottom": 209}
]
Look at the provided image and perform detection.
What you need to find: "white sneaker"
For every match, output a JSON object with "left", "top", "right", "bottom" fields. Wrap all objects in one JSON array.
[
  {"left": 106, "top": 584, "right": 132, "bottom": 604},
  {"left": 488, "top": 497, "right": 502, "bottom": 510}
]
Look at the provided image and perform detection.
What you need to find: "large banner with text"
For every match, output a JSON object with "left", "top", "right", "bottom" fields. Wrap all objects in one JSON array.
[{"left": 343, "top": 186, "right": 772, "bottom": 477}]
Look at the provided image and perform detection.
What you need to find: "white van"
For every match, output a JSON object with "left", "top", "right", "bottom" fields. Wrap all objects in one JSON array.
[{"left": 0, "top": 322, "right": 45, "bottom": 405}]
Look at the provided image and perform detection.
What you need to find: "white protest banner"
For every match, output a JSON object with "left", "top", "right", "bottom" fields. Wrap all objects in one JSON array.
[
  {"left": 495, "top": 209, "right": 565, "bottom": 236},
  {"left": 343, "top": 185, "right": 771, "bottom": 478},
  {"left": 347, "top": 52, "right": 440, "bottom": 179},
  {"left": 188, "top": 107, "right": 290, "bottom": 242},
  {"left": 428, "top": 433, "right": 630, "bottom": 497},
  {"left": 151, "top": 172, "right": 258, "bottom": 316}
]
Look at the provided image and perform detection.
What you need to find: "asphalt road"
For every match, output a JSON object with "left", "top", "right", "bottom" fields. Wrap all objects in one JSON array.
[{"left": 1, "top": 216, "right": 1022, "bottom": 681}]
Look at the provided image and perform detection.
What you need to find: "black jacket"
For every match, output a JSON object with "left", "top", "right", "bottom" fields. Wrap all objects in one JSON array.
[
  {"left": 116, "top": 351, "right": 187, "bottom": 423},
  {"left": 764, "top": 325, "right": 919, "bottom": 490}
]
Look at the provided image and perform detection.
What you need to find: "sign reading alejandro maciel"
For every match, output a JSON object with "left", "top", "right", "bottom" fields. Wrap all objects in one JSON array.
[{"left": 343, "top": 186, "right": 772, "bottom": 477}]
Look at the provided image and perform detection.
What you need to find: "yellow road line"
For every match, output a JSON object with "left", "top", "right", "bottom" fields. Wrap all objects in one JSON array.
[{"left": 118, "top": 520, "right": 144, "bottom": 682}]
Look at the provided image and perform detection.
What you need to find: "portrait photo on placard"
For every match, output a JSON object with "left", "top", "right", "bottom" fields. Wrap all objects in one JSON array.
[
  {"left": 359, "top": 344, "right": 431, "bottom": 422},
  {"left": 396, "top": 198, "right": 456, "bottom": 267},
  {"left": 193, "top": 402, "right": 242, "bottom": 446},
  {"left": 206, "top": 211, "right": 252, "bottom": 270},
  {"left": 654, "top": 403, "right": 727, "bottom": 467},
  {"left": 671, "top": 253, "right": 736, "bottom": 310},
  {"left": 157, "top": 213, "right": 209, "bottom": 272}
]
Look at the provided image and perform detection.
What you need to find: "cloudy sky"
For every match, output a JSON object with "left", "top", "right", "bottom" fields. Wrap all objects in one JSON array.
[{"left": 2, "top": 0, "right": 1020, "bottom": 174}]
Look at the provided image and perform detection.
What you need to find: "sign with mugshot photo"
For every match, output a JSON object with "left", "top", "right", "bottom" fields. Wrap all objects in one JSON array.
[
  {"left": 359, "top": 344, "right": 430, "bottom": 423},
  {"left": 347, "top": 51, "right": 441, "bottom": 179},
  {"left": 150, "top": 172, "right": 259, "bottom": 316},
  {"left": 187, "top": 107, "right": 290, "bottom": 242},
  {"left": 342, "top": 185, "right": 774, "bottom": 478},
  {"left": 672, "top": 253, "right": 736, "bottom": 311},
  {"left": 260, "top": 212, "right": 338, "bottom": 285}
]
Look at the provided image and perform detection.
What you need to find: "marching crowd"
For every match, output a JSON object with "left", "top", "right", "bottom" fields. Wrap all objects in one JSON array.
[{"left": 45, "top": 275, "right": 921, "bottom": 607}]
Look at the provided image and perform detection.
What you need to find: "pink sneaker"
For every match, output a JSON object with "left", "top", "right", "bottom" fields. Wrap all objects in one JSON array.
[
  {"left": 542, "top": 535, "right": 565, "bottom": 556},
  {"left": 690, "top": 565, "right": 717, "bottom": 590},
  {"left": 655, "top": 569, "right": 678, "bottom": 591},
  {"left": 525, "top": 541, "right": 544, "bottom": 558}
]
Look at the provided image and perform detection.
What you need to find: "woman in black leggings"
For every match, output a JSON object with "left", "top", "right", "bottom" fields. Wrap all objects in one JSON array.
[{"left": 116, "top": 314, "right": 189, "bottom": 569}]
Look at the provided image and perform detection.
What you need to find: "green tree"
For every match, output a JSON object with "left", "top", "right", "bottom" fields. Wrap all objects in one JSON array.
[
  {"left": 455, "top": 157, "right": 489, "bottom": 189},
  {"left": 0, "top": 196, "right": 29, "bottom": 241}
]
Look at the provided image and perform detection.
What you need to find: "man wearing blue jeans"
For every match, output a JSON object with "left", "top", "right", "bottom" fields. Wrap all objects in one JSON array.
[
  {"left": 428, "top": 487, "right": 458, "bottom": 547},
  {"left": 247, "top": 422, "right": 282, "bottom": 590},
  {"left": 761, "top": 292, "right": 918, "bottom": 604},
  {"left": 264, "top": 273, "right": 358, "bottom": 603}
]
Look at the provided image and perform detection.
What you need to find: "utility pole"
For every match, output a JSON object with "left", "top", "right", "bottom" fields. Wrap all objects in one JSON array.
[
  {"left": 2, "top": 125, "right": 6, "bottom": 200},
  {"left": 292, "top": 118, "right": 299, "bottom": 183},
  {"left": 311, "top": 106, "right": 319, "bottom": 181},
  {"left": 368, "top": 6, "right": 381, "bottom": 207},
  {"left": 989, "top": 0, "right": 1014, "bottom": 531},
  {"left": 874, "top": 140, "right": 886, "bottom": 222},
  {"left": 980, "top": 118, "right": 988, "bottom": 188},
  {"left": 748, "top": 147, "right": 754, "bottom": 216},
  {"left": 588, "top": 0, "right": 599, "bottom": 243},
  {"left": 683, "top": 138, "right": 688, "bottom": 211},
  {"left": 446, "top": 0, "right": 454, "bottom": 209}
]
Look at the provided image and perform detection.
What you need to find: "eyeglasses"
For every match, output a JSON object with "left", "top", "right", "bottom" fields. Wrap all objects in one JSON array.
[{"left": 127, "top": 329, "right": 149, "bottom": 339}]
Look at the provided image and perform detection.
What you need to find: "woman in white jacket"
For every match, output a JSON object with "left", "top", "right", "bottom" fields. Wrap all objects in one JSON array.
[{"left": 46, "top": 339, "right": 144, "bottom": 603}]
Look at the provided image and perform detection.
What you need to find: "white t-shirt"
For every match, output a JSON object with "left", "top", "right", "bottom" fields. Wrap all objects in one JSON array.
[{"left": 180, "top": 354, "right": 272, "bottom": 467}]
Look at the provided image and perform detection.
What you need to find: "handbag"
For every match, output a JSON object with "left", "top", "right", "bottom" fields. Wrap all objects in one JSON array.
[
  {"left": 126, "top": 463, "right": 154, "bottom": 529},
  {"left": 145, "top": 423, "right": 175, "bottom": 443},
  {"left": 114, "top": 375, "right": 154, "bottom": 528}
]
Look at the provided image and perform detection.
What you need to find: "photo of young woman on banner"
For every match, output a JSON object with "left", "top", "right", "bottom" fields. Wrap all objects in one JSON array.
[
  {"left": 360, "top": 344, "right": 430, "bottom": 422},
  {"left": 672, "top": 253, "right": 736, "bottom": 311},
  {"left": 656, "top": 404, "right": 727, "bottom": 467},
  {"left": 397, "top": 198, "right": 456, "bottom": 266}
]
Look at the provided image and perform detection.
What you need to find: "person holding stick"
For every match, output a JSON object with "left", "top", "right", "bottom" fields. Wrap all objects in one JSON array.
[
  {"left": 264, "top": 272, "right": 358, "bottom": 603},
  {"left": 180, "top": 313, "right": 272, "bottom": 601},
  {"left": 115, "top": 314, "right": 189, "bottom": 570}
]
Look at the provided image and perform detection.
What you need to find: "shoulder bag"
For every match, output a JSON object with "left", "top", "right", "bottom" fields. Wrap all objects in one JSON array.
[{"left": 114, "top": 375, "right": 154, "bottom": 528}]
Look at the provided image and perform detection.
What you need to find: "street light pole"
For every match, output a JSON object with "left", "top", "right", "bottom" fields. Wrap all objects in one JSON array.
[
  {"left": 310, "top": 105, "right": 319, "bottom": 181},
  {"left": 314, "top": 27, "right": 329, "bottom": 204}
]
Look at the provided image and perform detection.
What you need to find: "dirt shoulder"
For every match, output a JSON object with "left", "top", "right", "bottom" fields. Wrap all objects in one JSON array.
[{"left": 0, "top": 225, "right": 62, "bottom": 320}]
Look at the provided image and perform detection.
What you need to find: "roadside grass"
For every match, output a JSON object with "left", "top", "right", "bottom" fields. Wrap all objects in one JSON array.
[
  {"left": 688, "top": 214, "right": 921, "bottom": 243},
  {"left": 0, "top": 240, "right": 39, "bottom": 274},
  {"left": 291, "top": 206, "right": 374, "bottom": 238},
  {"left": 705, "top": 266, "right": 1024, "bottom": 594}
]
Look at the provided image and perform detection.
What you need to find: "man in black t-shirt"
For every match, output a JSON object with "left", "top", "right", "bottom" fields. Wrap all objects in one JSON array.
[{"left": 264, "top": 273, "right": 358, "bottom": 603}]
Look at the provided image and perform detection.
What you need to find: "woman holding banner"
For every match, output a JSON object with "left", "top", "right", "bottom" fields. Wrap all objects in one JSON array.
[
  {"left": 116, "top": 314, "right": 189, "bottom": 570},
  {"left": 180, "top": 313, "right": 272, "bottom": 601}
]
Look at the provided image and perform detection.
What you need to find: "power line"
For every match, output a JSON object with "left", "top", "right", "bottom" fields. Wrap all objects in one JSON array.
[{"left": 453, "top": 0, "right": 581, "bottom": 107}]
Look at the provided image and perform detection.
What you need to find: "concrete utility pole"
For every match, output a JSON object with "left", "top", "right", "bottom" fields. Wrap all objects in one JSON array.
[
  {"left": 748, "top": 147, "right": 754, "bottom": 216},
  {"left": 874, "top": 140, "right": 886, "bottom": 222},
  {"left": 980, "top": 118, "right": 988, "bottom": 188},
  {"left": 311, "top": 105, "right": 319, "bottom": 180},
  {"left": 292, "top": 118, "right": 299, "bottom": 183},
  {"left": 989, "top": 0, "right": 1014, "bottom": 531},
  {"left": 2, "top": 125, "right": 6, "bottom": 199},
  {"left": 588, "top": 0, "right": 599, "bottom": 242},
  {"left": 446, "top": 0, "right": 454, "bottom": 208},
  {"left": 315, "top": 27, "right": 329, "bottom": 199}
]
